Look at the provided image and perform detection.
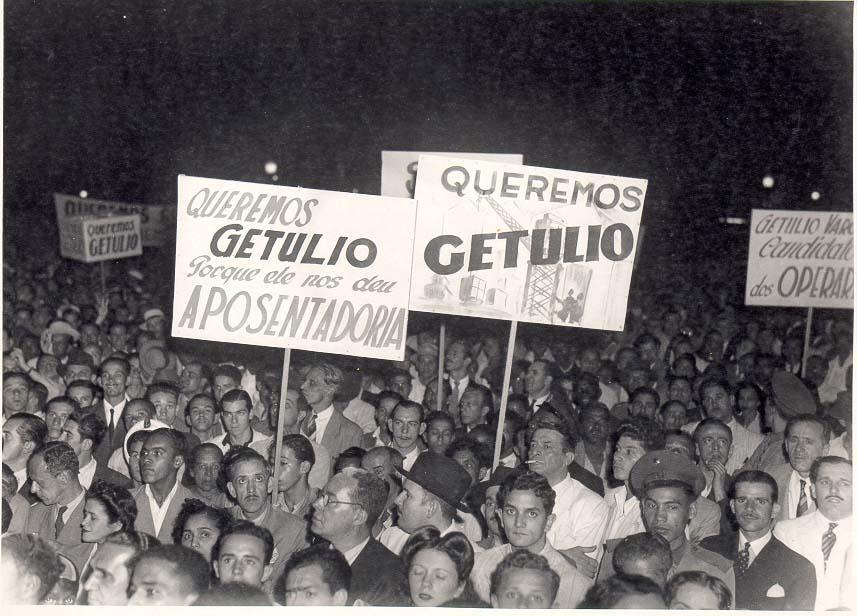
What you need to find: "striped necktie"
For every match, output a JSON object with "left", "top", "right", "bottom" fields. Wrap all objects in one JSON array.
[
  {"left": 821, "top": 522, "right": 838, "bottom": 569},
  {"left": 796, "top": 479, "right": 809, "bottom": 517},
  {"left": 305, "top": 411, "right": 318, "bottom": 440},
  {"left": 55, "top": 505, "right": 68, "bottom": 537}
]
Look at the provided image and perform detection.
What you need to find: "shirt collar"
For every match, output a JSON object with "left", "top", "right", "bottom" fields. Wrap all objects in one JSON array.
[
  {"left": 61, "top": 488, "right": 85, "bottom": 516},
  {"left": 341, "top": 536, "right": 371, "bottom": 565},
  {"left": 314, "top": 405, "right": 334, "bottom": 419},
  {"left": 738, "top": 529, "right": 772, "bottom": 554},
  {"left": 145, "top": 478, "right": 180, "bottom": 508}
]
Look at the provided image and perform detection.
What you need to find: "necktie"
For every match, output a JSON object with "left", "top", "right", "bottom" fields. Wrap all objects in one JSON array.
[
  {"left": 735, "top": 541, "right": 751, "bottom": 576},
  {"left": 450, "top": 379, "right": 460, "bottom": 406},
  {"left": 821, "top": 522, "right": 838, "bottom": 569},
  {"left": 305, "top": 412, "right": 318, "bottom": 440},
  {"left": 108, "top": 408, "right": 115, "bottom": 444},
  {"left": 796, "top": 479, "right": 809, "bottom": 517},
  {"left": 55, "top": 505, "right": 68, "bottom": 537}
]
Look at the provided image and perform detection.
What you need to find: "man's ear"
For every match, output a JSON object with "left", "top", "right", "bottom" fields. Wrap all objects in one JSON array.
[
  {"left": 226, "top": 481, "right": 237, "bottom": 499},
  {"left": 299, "top": 460, "right": 311, "bottom": 475},
  {"left": 544, "top": 513, "right": 556, "bottom": 533},
  {"left": 729, "top": 499, "right": 736, "bottom": 516},
  {"left": 771, "top": 502, "right": 781, "bottom": 520},
  {"left": 563, "top": 449, "right": 575, "bottom": 467},
  {"left": 81, "top": 438, "right": 94, "bottom": 455},
  {"left": 212, "top": 560, "right": 221, "bottom": 580},
  {"left": 810, "top": 483, "right": 817, "bottom": 502},
  {"left": 688, "top": 500, "right": 697, "bottom": 521},
  {"left": 490, "top": 594, "right": 500, "bottom": 609},
  {"left": 266, "top": 475, "right": 274, "bottom": 494},
  {"left": 332, "top": 588, "right": 349, "bottom": 606},
  {"left": 261, "top": 563, "right": 274, "bottom": 583},
  {"left": 173, "top": 454, "right": 184, "bottom": 470},
  {"left": 418, "top": 422, "right": 426, "bottom": 436}
]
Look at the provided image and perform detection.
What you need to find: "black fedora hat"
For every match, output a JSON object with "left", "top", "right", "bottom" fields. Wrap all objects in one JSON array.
[{"left": 396, "top": 451, "right": 473, "bottom": 513}]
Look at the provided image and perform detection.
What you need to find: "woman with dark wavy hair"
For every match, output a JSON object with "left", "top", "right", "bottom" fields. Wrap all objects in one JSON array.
[
  {"left": 81, "top": 479, "right": 137, "bottom": 545},
  {"left": 171, "top": 498, "right": 233, "bottom": 563},
  {"left": 401, "top": 526, "right": 486, "bottom": 608}
]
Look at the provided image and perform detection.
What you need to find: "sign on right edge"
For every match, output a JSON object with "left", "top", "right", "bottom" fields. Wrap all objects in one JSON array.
[{"left": 746, "top": 209, "right": 853, "bottom": 309}]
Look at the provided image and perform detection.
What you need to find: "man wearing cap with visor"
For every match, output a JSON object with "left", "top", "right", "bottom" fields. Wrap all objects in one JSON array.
[
  {"left": 378, "top": 451, "right": 481, "bottom": 555},
  {"left": 621, "top": 450, "right": 735, "bottom": 596},
  {"left": 39, "top": 321, "right": 80, "bottom": 364},
  {"left": 745, "top": 370, "right": 818, "bottom": 472},
  {"left": 140, "top": 308, "right": 168, "bottom": 341}
]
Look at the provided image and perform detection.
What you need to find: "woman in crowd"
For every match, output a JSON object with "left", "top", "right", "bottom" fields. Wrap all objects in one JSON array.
[
  {"left": 172, "top": 498, "right": 233, "bottom": 564},
  {"left": 665, "top": 570, "right": 732, "bottom": 610},
  {"left": 401, "top": 526, "right": 484, "bottom": 608}
]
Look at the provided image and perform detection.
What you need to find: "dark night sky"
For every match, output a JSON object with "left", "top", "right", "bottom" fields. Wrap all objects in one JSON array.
[{"left": 3, "top": 1, "right": 852, "bottom": 267}]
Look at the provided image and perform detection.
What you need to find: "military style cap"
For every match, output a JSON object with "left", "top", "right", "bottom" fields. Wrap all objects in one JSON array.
[{"left": 629, "top": 450, "right": 706, "bottom": 498}]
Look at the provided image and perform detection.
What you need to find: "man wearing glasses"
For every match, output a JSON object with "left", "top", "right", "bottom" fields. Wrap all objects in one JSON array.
[
  {"left": 206, "top": 389, "right": 268, "bottom": 453},
  {"left": 310, "top": 467, "right": 408, "bottom": 606}
]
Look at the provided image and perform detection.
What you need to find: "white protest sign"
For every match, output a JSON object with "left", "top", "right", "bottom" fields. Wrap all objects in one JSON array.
[
  {"left": 54, "top": 193, "right": 175, "bottom": 247},
  {"left": 410, "top": 156, "right": 647, "bottom": 331},
  {"left": 745, "top": 209, "right": 853, "bottom": 309},
  {"left": 381, "top": 151, "right": 523, "bottom": 198},
  {"left": 172, "top": 175, "right": 417, "bottom": 360},
  {"left": 58, "top": 214, "right": 143, "bottom": 263}
]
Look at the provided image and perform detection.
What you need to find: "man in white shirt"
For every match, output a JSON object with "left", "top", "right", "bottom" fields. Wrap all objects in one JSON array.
[
  {"left": 387, "top": 400, "right": 426, "bottom": 471},
  {"left": 299, "top": 363, "right": 362, "bottom": 459},
  {"left": 527, "top": 419, "right": 609, "bottom": 575},
  {"left": 685, "top": 378, "right": 763, "bottom": 474},
  {"left": 92, "top": 357, "right": 133, "bottom": 467},
  {"left": 444, "top": 339, "right": 473, "bottom": 416},
  {"left": 2, "top": 412, "right": 47, "bottom": 499},
  {"left": 774, "top": 455, "right": 853, "bottom": 610},
  {"left": 205, "top": 389, "right": 268, "bottom": 453},
  {"left": 379, "top": 451, "right": 480, "bottom": 554},
  {"left": 766, "top": 414, "right": 830, "bottom": 521}
]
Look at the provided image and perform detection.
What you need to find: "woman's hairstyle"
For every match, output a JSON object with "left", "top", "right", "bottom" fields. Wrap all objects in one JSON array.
[
  {"left": 170, "top": 498, "right": 233, "bottom": 545},
  {"left": 401, "top": 526, "right": 475, "bottom": 584},
  {"left": 665, "top": 570, "right": 732, "bottom": 610},
  {"left": 85, "top": 479, "right": 137, "bottom": 532}
]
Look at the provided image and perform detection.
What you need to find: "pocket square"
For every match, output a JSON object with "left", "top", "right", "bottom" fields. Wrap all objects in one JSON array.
[{"left": 765, "top": 583, "right": 785, "bottom": 598}]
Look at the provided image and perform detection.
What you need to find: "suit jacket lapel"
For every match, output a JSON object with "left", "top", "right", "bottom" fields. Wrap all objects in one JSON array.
[
  {"left": 322, "top": 412, "right": 341, "bottom": 451},
  {"left": 58, "top": 498, "right": 86, "bottom": 545},
  {"left": 135, "top": 487, "right": 156, "bottom": 536}
]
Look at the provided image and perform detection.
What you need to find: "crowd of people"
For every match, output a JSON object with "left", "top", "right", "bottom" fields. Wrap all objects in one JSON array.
[{"left": 0, "top": 250, "right": 853, "bottom": 609}]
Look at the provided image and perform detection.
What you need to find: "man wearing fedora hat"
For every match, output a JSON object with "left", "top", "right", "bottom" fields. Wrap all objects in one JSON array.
[
  {"left": 745, "top": 370, "right": 818, "bottom": 472},
  {"left": 378, "top": 451, "right": 481, "bottom": 556},
  {"left": 470, "top": 469, "right": 590, "bottom": 608}
]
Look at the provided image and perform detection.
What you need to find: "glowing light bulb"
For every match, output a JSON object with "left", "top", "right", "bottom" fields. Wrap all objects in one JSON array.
[
  {"left": 264, "top": 161, "right": 278, "bottom": 175},
  {"left": 762, "top": 175, "right": 774, "bottom": 189},
  {"left": 811, "top": 191, "right": 820, "bottom": 201},
  {"left": 79, "top": 190, "right": 88, "bottom": 198}
]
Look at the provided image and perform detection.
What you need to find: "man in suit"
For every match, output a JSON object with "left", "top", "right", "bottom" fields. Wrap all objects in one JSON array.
[
  {"left": 310, "top": 467, "right": 408, "bottom": 606},
  {"left": 299, "top": 362, "right": 362, "bottom": 460},
  {"left": 90, "top": 357, "right": 132, "bottom": 468},
  {"left": 132, "top": 428, "right": 192, "bottom": 543},
  {"left": 774, "top": 455, "right": 853, "bottom": 611},
  {"left": 701, "top": 469, "right": 816, "bottom": 610},
  {"left": 525, "top": 359, "right": 576, "bottom": 431},
  {"left": 59, "top": 412, "right": 132, "bottom": 489},
  {"left": 2, "top": 411, "right": 48, "bottom": 503},
  {"left": 767, "top": 414, "right": 830, "bottom": 521},
  {"left": 25, "top": 441, "right": 92, "bottom": 572}
]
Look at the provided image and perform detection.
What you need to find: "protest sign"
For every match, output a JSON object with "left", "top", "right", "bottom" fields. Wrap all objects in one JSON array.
[
  {"left": 410, "top": 155, "right": 647, "bottom": 331},
  {"left": 381, "top": 151, "right": 523, "bottom": 198},
  {"left": 58, "top": 214, "right": 143, "bottom": 263},
  {"left": 54, "top": 193, "right": 175, "bottom": 247},
  {"left": 171, "top": 175, "right": 417, "bottom": 360},
  {"left": 745, "top": 209, "right": 853, "bottom": 309}
]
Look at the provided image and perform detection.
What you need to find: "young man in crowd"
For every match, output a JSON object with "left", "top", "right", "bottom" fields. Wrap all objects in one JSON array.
[
  {"left": 62, "top": 349, "right": 96, "bottom": 387},
  {"left": 270, "top": 433, "right": 319, "bottom": 519},
  {"left": 362, "top": 390, "right": 400, "bottom": 449},
  {"left": 443, "top": 339, "right": 474, "bottom": 417},
  {"left": 575, "top": 403, "right": 613, "bottom": 489},
  {"left": 185, "top": 393, "right": 221, "bottom": 442},
  {"left": 423, "top": 411, "right": 455, "bottom": 455},
  {"left": 127, "top": 544, "right": 210, "bottom": 605},
  {"left": 489, "top": 550, "right": 560, "bottom": 609},
  {"left": 66, "top": 379, "right": 98, "bottom": 410},
  {"left": 774, "top": 456, "right": 853, "bottom": 610},
  {"left": 211, "top": 363, "right": 242, "bottom": 403},
  {"left": 213, "top": 521, "right": 276, "bottom": 590},
  {"left": 177, "top": 360, "right": 210, "bottom": 413},
  {"left": 387, "top": 400, "right": 427, "bottom": 471},
  {"left": 207, "top": 389, "right": 268, "bottom": 452},
  {"left": 310, "top": 467, "right": 408, "bottom": 605},
  {"left": 3, "top": 372, "right": 33, "bottom": 419},
  {"left": 59, "top": 412, "right": 132, "bottom": 489},
  {"left": 223, "top": 446, "right": 308, "bottom": 588},
  {"left": 471, "top": 469, "right": 588, "bottom": 607},
  {"left": 701, "top": 469, "right": 816, "bottom": 610},
  {"left": 186, "top": 442, "right": 228, "bottom": 507},
  {"left": 457, "top": 385, "right": 492, "bottom": 436},
  {"left": 693, "top": 418, "right": 734, "bottom": 503},
  {"left": 611, "top": 532, "right": 673, "bottom": 589},
  {"left": 44, "top": 396, "right": 79, "bottom": 442},
  {"left": 360, "top": 445, "right": 402, "bottom": 535},
  {"left": 766, "top": 414, "right": 830, "bottom": 521},
  {"left": 132, "top": 428, "right": 192, "bottom": 543},
  {"left": 282, "top": 545, "right": 351, "bottom": 606}
]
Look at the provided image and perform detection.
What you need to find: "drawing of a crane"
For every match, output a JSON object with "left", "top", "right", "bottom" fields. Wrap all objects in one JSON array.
[{"left": 473, "top": 194, "right": 564, "bottom": 321}]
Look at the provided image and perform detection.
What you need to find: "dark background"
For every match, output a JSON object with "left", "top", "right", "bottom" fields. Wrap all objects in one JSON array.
[{"left": 4, "top": 0, "right": 852, "bottom": 275}]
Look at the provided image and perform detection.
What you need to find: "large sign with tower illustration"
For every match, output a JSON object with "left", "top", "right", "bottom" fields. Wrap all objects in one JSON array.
[{"left": 409, "top": 155, "right": 648, "bottom": 331}]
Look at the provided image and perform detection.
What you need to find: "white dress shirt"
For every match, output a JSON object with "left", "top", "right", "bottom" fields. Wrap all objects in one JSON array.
[
  {"left": 547, "top": 474, "right": 609, "bottom": 561},
  {"left": 604, "top": 484, "right": 645, "bottom": 541},
  {"left": 145, "top": 480, "right": 180, "bottom": 536},
  {"left": 58, "top": 489, "right": 85, "bottom": 526},
  {"left": 400, "top": 446, "right": 420, "bottom": 471},
  {"left": 103, "top": 395, "right": 130, "bottom": 427},
  {"left": 78, "top": 458, "right": 98, "bottom": 489},
  {"left": 737, "top": 529, "right": 772, "bottom": 567},
  {"left": 311, "top": 405, "right": 334, "bottom": 445},
  {"left": 787, "top": 469, "right": 815, "bottom": 518}
]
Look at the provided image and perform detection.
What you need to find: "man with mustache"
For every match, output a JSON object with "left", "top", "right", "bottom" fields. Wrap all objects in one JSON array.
[
  {"left": 774, "top": 456, "right": 853, "bottom": 610},
  {"left": 693, "top": 419, "right": 733, "bottom": 503},
  {"left": 223, "top": 446, "right": 308, "bottom": 592},
  {"left": 702, "top": 470, "right": 816, "bottom": 610}
]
